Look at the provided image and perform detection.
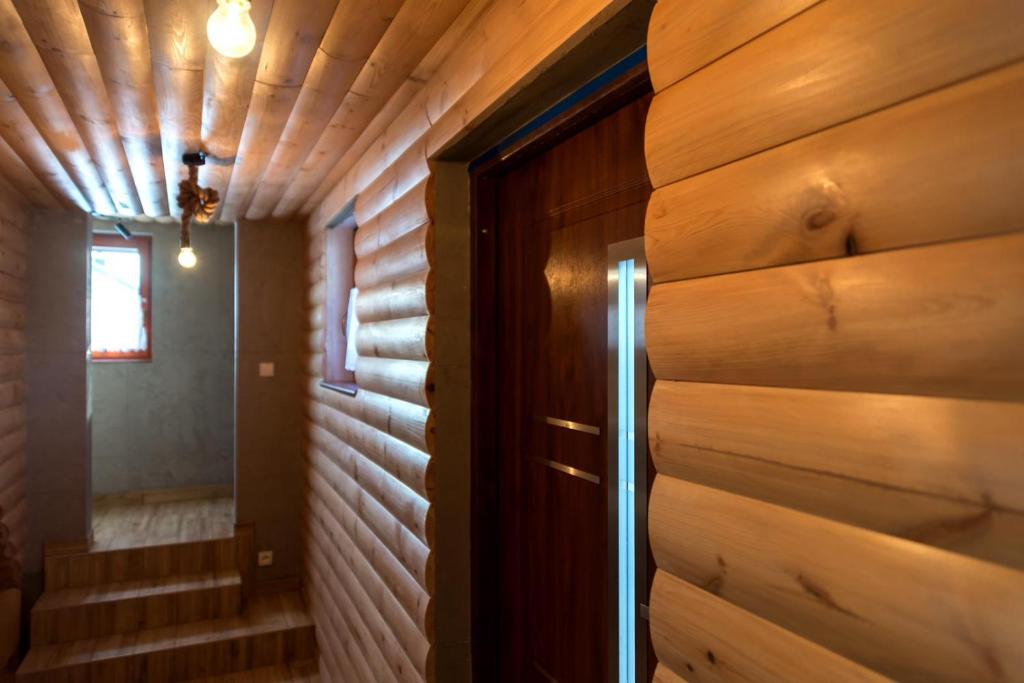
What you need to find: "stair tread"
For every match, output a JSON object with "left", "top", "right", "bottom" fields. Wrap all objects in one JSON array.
[
  {"left": 18, "top": 592, "right": 313, "bottom": 675},
  {"left": 34, "top": 569, "right": 242, "bottom": 611},
  {"left": 188, "top": 658, "right": 320, "bottom": 682}
]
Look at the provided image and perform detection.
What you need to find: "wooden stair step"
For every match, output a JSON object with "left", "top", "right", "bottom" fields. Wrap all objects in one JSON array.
[
  {"left": 31, "top": 570, "right": 243, "bottom": 645},
  {"left": 187, "top": 658, "right": 320, "bottom": 682},
  {"left": 16, "top": 592, "right": 316, "bottom": 682},
  {"left": 45, "top": 537, "right": 241, "bottom": 591}
]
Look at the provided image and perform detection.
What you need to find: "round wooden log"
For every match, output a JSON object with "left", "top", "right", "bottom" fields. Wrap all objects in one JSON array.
[
  {"left": 302, "top": 531, "right": 379, "bottom": 682},
  {"left": 651, "top": 570, "right": 891, "bottom": 683},
  {"left": 646, "top": 233, "right": 1024, "bottom": 401},
  {"left": 0, "top": 0, "right": 117, "bottom": 214},
  {"left": 246, "top": 0, "right": 408, "bottom": 220},
  {"left": 0, "top": 428, "right": 26, "bottom": 462},
  {"left": 0, "top": 135, "right": 57, "bottom": 208},
  {"left": 356, "top": 271, "right": 432, "bottom": 324},
  {"left": 0, "top": 406, "right": 24, "bottom": 436},
  {"left": 307, "top": 458, "right": 432, "bottom": 634},
  {"left": 299, "top": 518, "right": 399, "bottom": 683},
  {"left": 354, "top": 177, "right": 430, "bottom": 259},
  {"left": 0, "top": 483, "right": 23, "bottom": 520},
  {"left": 646, "top": 62, "right": 1024, "bottom": 284},
  {"left": 307, "top": 379, "right": 432, "bottom": 453},
  {"left": 307, "top": 279, "right": 325, "bottom": 308},
  {"left": 289, "top": 79, "right": 425, "bottom": 219},
  {"left": 216, "top": 0, "right": 337, "bottom": 220},
  {"left": 145, "top": 0, "right": 208, "bottom": 217},
  {"left": 354, "top": 357, "right": 432, "bottom": 409},
  {"left": 13, "top": 0, "right": 143, "bottom": 215},
  {"left": 644, "top": 0, "right": 1024, "bottom": 190},
  {"left": 0, "top": 303, "right": 25, "bottom": 331},
  {"left": 0, "top": 80, "right": 90, "bottom": 211},
  {"left": 308, "top": 304, "right": 325, "bottom": 331},
  {"left": 306, "top": 480, "right": 429, "bottom": 681},
  {"left": 650, "top": 380, "right": 1024, "bottom": 569},
  {"left": 652, "top": 663, "right": 688, "bottom": 683},
  {"left": 78, "top": 0, "right": 168, "bottom": 217},
  {"left": 288, "top": 0, "right": 464, "bottom": 223},
  {"left": 649, "top": 476, "right": 1024, "bottom": 682},
  {"left": 0, "top": 222, "right": 28, "bottom": 257},
  {"left": 197, "top": 0, "right": 273, "bottom": 211},
  {"left": 351, "top": 140, "right": 430, "bottom": 231},
  {"left": 356, "top": 316, "right": 432, "bottom": 361},
  {"left": 0, "top": 357, "right": 24, "bottom": 383},
  {"left": 0, "top": 247, "right": 24, "bottom": 279},
  {"left": 647, "top": 0, "right": 817, "bottom": 94},
  {"left": 306, "top": 397, "right": 430, "bottom": 498},
  {"left": 308, "top": 422, "right": 432, "bottom": 546},
  {"left": 0, "top": 273, "right": 23, "bottom": 306},
  {"left": 353, "top": 225, "right": 431, "bottom": 291}
]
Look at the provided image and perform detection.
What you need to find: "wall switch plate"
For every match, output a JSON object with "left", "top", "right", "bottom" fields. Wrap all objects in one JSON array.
[
  {"left": 257, "top": 550, "right": 274, "bottom": 567},
  {"left": 258, "top": 362, "right": 275, "bottom": 377}
]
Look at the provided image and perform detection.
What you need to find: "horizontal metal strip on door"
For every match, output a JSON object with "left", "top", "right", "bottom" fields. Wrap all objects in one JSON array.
[{"left": 532, "top": 457, "right": 601, "bottom": 485}]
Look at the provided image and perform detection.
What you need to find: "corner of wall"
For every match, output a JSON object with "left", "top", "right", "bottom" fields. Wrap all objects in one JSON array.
[
  {"left": 24, "top": 208, "right": 91, "bottom": 577},
  {"left": 234, "top": 217, "right": 307, "bottom": 584}
]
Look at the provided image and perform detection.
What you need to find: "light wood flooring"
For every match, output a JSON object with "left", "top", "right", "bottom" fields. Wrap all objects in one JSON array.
[
  {"left": 17, "top": 591, "right": 317, "bottom": 681},
  {"left": 92, "top": 491, "right": 234, "bottom": 551}
]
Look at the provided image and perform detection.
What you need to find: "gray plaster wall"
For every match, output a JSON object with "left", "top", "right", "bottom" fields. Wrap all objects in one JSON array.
[
  {"left": 235, "top": 218, "right": 304, "bottom": 583},
  {"left": 90, "top": 219, "right": 234, "bottom": 495},
  {"left": 26, "top": 209, "right": 91, "bottom": 574}
]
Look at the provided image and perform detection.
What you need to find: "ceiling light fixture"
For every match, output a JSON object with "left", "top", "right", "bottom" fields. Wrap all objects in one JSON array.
[
  {"left": 176, "top": 152, "right": 220, "bottom": 270},
  {"left": 207, "top": 0, "right": 257, "bottom": 59}
]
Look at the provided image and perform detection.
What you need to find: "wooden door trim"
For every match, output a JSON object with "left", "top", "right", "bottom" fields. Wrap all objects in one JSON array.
[{"left": 469, "top": 58, "right": 652, "bottom": 681}]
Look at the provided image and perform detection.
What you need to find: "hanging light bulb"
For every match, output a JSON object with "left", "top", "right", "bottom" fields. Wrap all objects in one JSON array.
[
  {"left": 178, "top": 246, "right": 197, "bottom": 269},
  {"left": 207, "top": 0, "right": 257, "bottom": 59}
]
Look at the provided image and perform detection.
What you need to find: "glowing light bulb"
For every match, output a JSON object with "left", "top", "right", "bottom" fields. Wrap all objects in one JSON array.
[
  {"left": 178, "top": 247, "right": 197, "bottom": 269},
  {"left": 207, "top": 0, "right": 257, "bottom": 59}
]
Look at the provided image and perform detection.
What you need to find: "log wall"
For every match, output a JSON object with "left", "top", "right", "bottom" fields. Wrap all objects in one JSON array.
[
  {"left": 0, "top": 176, "right": 28, "bottom": 587},
  {"left": 645, "top": 0, "right": 1024, "bottom": 680},
  {"left": 302, "top": 1, "right": 627, "bottom": 680}
]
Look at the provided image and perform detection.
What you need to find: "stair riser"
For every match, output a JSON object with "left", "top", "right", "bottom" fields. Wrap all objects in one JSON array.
[
  {"left": 45, "top": 538, "right": 239, "bottom": 591},
  {"left": 31, "top": 583, "right": 242, "bottom": 645},
  {"left": 15, "top": 624, "right": 316, "bottom": 683}
]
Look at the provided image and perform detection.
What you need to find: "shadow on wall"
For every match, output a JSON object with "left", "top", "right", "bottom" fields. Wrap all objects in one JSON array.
[{"left": 89, "top": 219, "right": 234, "bottom": 495}]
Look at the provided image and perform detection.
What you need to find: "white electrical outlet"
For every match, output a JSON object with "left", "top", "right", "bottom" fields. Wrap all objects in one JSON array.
[
  {"left": 259, "top": 362, "right": 275, "bottom": 377},
  {"left": 257, "top": 550, "right": 274, "bottom": 567}
]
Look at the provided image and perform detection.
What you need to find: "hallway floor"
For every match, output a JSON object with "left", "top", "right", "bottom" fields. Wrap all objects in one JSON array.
[{"left": 92, "top": 488, "right": 234, "bottom": 550}]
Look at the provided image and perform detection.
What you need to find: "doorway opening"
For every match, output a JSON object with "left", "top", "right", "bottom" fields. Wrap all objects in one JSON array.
[
  {"left": 470, "top": 56, "right": 654, "bottom": 682},
  {"left": 87, "top": 218, "right": 236, "bottom": 550}
]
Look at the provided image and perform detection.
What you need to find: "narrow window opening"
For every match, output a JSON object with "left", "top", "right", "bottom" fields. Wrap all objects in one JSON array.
[
  {"left": 90, "top": 233, "right": 152, "bottom": 362},
  {"left": 609, "top": 237, "right": 648, "bottom": 683},
  {"left": 321, "top": 199, "right": 359, "bottom": 396},
  {"left": 617, "top": 256, "right": 637, "bottom": 683}
]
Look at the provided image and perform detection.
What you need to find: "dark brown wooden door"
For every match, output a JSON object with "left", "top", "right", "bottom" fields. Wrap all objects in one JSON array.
[{"left": 494, "top": 94, "right": 652, "bottom": 682}]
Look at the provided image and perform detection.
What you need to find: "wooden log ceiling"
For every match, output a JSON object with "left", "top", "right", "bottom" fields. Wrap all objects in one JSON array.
[{"left": 0, "top": 0, "right": 470, "bottom": 221}]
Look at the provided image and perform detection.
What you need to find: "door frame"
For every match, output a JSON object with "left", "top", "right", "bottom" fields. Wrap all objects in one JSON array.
[{"left": 469, "top": 55, "right": 652, "bottom": 680}]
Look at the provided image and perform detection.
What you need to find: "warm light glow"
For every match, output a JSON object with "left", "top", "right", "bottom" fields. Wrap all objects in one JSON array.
[
  {"left": 207, "top": 0, "right": 257, "bottom": 58},
  {"left": 178, "top": 247, "right": 198, "bottom": 269}
]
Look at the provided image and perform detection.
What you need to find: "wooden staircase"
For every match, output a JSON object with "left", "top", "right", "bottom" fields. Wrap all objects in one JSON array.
[{"left": 15, "top": 533, "right": 318, "bottom": 681}]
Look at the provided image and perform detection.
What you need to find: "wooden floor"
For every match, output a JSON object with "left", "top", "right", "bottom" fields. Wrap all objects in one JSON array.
[
  {"left": 92, "top": 490, "right": 234, "bottom": 551},
  {"left": 19, "top": 503, "right": 320, "bottom": 681},
  {"left": 18, "top": 591, "right": 317, "bottom": 681}
]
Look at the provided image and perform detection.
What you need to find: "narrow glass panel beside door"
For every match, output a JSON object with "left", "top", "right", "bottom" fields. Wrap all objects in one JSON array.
[{"left": 608, "top": 238, "right": 648, "bottom": 683}]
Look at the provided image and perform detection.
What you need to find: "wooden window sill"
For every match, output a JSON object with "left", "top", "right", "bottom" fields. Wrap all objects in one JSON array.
[
  {"left": 90, "top": 356, "right": 152, "bottom": 364},
  {"left": 320, "top": 381, "right": 358, "bottom": 397}
]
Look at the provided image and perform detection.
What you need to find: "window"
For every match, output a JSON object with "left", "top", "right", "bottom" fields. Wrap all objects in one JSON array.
[
  {"left": 91, "top": 234, "right": 152, "bottom": 361},
  {"left": 321, "top": 200, "right": 359, "bottom": 395}
]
